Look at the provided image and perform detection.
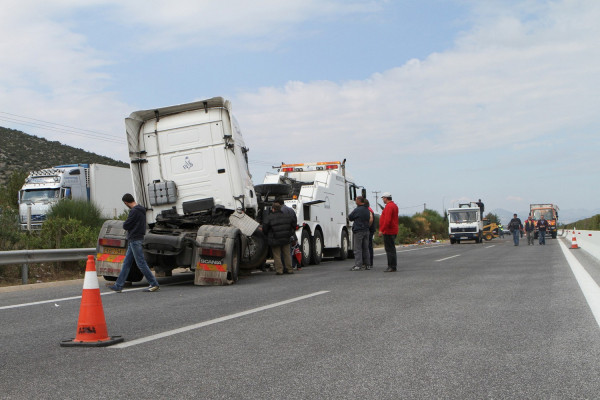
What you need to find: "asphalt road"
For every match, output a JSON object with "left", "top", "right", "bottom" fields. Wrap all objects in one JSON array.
[{"left": 2, "top": 237, "right": 600, "bottom": 399}]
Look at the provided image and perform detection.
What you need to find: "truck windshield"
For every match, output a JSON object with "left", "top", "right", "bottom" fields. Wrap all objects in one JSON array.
[
  {"left": 532, "top": 210, "right": 554, "bottom": 219},
  {"left": 21, "top": 189, "right": 59, "bottom": 203},
  {"left": 449, "top": 211, "right": 478, "bottom": 223}
]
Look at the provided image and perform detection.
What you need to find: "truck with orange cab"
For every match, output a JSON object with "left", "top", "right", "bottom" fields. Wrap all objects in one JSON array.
[{"left": 529, "top": 203, "right": 559, "bottom": 239}]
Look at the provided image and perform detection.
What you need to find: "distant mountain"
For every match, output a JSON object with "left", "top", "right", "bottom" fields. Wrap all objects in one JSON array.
[{"left": 0, "top": 126, "right": 128, "bottom": 187}]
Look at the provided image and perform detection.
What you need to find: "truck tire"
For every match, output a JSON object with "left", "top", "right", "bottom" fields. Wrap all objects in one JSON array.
[
  {"left": 228, "top": 237, "right": 240, "bottom": 283},
  {"left": 254, "top": 184, "right": 291, "bottom": 196},
  {"left": 311, "top": 230, "right": 323, "bottom": 265},
  {"left": 336, "top": 230, "right": 349, "bottom": 260},
  {"left": 240, "top": 230, "right": 269, "bottom": 270},
  {"left": 301, "top": 229, "right": 312, "bottom": 266},
  {"left": 552, "top": 232, "right": 557, "bottom": 239},
  {"left": 450, "top": 238, "right": 455, "bottom": 244}
]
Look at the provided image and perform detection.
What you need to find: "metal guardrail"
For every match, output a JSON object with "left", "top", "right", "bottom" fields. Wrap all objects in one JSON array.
[{"left": 0, "top": 248, "right": 96, "bottom": 285}]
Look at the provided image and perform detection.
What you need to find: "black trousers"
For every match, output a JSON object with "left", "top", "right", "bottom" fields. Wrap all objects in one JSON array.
[{"left": 383, "top": 234, "right": 397, "bottom": 268}]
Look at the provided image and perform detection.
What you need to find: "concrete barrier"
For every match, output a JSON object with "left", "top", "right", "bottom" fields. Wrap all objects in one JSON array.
[{"left": 562, "top": 229, "right": 600, "bottom": 262}]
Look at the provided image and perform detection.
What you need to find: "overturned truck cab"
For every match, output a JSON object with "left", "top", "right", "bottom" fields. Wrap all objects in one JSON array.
[{"left": 96, "top": 97, "right": 268, "bottom": 286}]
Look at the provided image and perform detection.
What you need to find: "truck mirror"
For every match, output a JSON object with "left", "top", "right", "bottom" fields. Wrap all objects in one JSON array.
[{"left": 361, "top": 188, "right": 367, "bottom": 198}]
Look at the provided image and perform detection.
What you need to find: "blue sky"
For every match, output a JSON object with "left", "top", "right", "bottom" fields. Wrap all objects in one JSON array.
[{"left": 1, "top": 0, "right": 598, "bottom": 220}]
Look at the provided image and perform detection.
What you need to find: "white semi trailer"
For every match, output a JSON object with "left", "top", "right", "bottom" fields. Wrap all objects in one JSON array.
[
  {"left": 18, "top": 163, "right": 132, "bottom": 230},
  {"left": 96, "top": 97, "right": 269, "bottom": 285}
]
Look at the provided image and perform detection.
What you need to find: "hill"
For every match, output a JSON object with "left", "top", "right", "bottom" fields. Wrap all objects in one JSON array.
[{"left": 0, "top": 126, "right": 128, "bottom": 187}]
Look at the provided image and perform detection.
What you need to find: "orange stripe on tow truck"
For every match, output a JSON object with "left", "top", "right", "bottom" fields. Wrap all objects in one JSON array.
[
  {"left": 96, "top": 253, "right": 126, "bottom": 263},
  {"left": 197, "top": 263, "right": 227, "bottom": 272}
]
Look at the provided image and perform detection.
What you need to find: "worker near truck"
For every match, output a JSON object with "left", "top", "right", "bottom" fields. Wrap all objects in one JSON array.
[
  {"left": 537, "top": 215, "right": 549, "bottom": 245},
  {"left": 274, "top": 198, "right": 297, "bottom": 272},
  {"left": 348, "top": 196, "right": 371, "bottom": 271},
  {"left": 108, "top": 193, "right": 160, "bottom": 293},
  {"left": 261, "top": 202, "right": 296, "bottom": 275},
  {"left": 524, "top": 216, "right": 536, "bottom": 245},
  {"left": 364, "top": 199, "right": 376, "bottom": 269},
  {"left": 379, "top": 192, "right": 399, "bottom": 272}
]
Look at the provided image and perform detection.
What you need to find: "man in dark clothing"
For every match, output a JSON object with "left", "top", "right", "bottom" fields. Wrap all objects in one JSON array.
[
  {"left": 108, "top": 193, "right": 160, "bottom": 293},
  {"left": 262, "top": 203, "right": 296, "bottom": 275},
  {"left": 508, "top": 213, "right": 523, "bottom": 246},
  {"left": 537, "top": 215, "right": 549, "bottom": 245},
  {"left": 476, "top": 199, "right": 485, "bottom": 216},
  {"left": 274, "top": 198, "right": 297, "bottom": 271},
  {"left": 348, "top": 196, "right": 371, "bottom": 271}
]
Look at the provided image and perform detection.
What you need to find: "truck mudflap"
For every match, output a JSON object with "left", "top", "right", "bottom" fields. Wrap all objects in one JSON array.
[
  {"left": 193, "top": 225, "right": 241, "bottom": 286},
  {"left": 95, "top": 220, "right": 143, "bottom": 282}
]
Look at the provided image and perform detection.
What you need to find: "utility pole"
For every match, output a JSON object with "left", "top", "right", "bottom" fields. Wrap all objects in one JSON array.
[
  {"left": 424, "top": 203, "right": 426, "bottom": 212},
  {"left": 372, "top": 191, "right": 381, "bottom": 211}
]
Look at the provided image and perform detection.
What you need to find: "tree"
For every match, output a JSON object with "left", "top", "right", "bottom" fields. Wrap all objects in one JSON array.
[
  {"left": 484, "top": 212, "right": 501, "bottom": 224},
  {"left": 0, "top": 170, "right": 28, "bottom": 209}
]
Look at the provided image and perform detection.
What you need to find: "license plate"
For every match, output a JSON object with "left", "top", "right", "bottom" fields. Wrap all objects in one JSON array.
[{"left": 102, "top": 247, "right": 126, "bottom": 255}]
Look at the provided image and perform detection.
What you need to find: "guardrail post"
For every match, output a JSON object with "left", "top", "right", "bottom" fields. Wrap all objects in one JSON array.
[{"left": 21, "top": 263, "right": 28, "bottom": 285}]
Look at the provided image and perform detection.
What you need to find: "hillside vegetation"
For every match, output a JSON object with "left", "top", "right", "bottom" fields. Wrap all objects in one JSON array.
[
  {"left": 561, "top": 214, "right": 600, "bottom": 230},
  {"left": 0, "top": 126, "right": 128, "bottom": 189}
]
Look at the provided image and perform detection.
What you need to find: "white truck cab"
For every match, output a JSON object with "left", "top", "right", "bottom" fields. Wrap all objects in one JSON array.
[{"left": 448, "top": 202, "right": 483, "bottom": 244}]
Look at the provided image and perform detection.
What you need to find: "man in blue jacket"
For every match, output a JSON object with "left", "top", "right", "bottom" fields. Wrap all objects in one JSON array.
[
  {"left": 108, "top": 193, "right": 160, "bottom": 293},
  {"left": 348, "top": 196, "right": 371, "bottom": 271}
]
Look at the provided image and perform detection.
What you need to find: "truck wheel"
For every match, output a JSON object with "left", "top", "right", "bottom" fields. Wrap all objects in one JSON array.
[
  {"left": 336, "top": 231, "right": 349, "bottom": 260},
  {"left": 103, "top": 276, "right": 117, "bottom": 281},
  {"left": 127, "top": 264, "right": 144, "bottom": 282},
  {"left": 301, "top": 229, "right": 312, "bottom": 266},
  {"left": 311, "top": 230, "right": 323, "bottom": 265},
  {"left": 450, "top": 238, "right": 455, "bottom": 244},
  {"left": 228, "top": 237, "right": 240, "bottom": 283},
  {"left": 552, "top": 232, "right": 557, "bottom": 239},
  {"left": 254, "top": 184, "right": 291, "bottom": 196},
  {"left": 240, "top": 230, "right": 269, "bottom": 270}
]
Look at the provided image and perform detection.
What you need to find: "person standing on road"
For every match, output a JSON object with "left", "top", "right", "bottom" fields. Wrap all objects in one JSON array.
[
  {"left": 274, "top": 198, "right": 297, "bottom": 271},
  {"left": 364, "top": 199, "right": 376, "bottom": 269},
  {"left": 537, "top": 215, "right": 549, "bottom": 245},
  {"left": 348, "top": 196, "right": 371, "bottom": 271},
  {"left": 262, "top": 202, "right": 296, "bottom": 275},
  {"left": 508, "top": 213, "right": 523, "bottom": 246},
  {"left": 108, "top": 193, "right": 160, "bottom": 293},
  {"left": 378, "top": 192, "right": 399, "bottom": 272},
  {"left": 524, "top": 215, "right": 536, "bottom": 245}
]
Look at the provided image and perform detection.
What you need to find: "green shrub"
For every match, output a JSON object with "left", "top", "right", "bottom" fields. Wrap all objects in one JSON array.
[{"left": 47, "top": 199, "right": 104, "bottom": 229}]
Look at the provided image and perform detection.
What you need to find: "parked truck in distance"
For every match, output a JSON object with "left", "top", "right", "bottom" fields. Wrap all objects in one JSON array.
[
  {"left": 96, "top": 97, "right": 269, "bottom": 285},
  {"left": 529, "top": 203, "right": 559, "bottom": 239},
  {"left": 257, "top": 160, "right": 365, "bottom": 265},
  {"left": 18, "top": 163, "right": 132, "bottom": 230},
  {"left": 448, "top": 202, "right": 484, "bottom": 244}
]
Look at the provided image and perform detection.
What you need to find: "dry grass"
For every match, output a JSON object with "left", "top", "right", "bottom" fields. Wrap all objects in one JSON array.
[{"left": 0, "top": 261, "right": 85, "bottom": 287}]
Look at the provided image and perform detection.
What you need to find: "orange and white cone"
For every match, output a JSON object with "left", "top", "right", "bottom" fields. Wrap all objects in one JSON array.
[
  {"left": 60, "top": 255, "right": 124, "bottom": 347},
  {"left": 570, "top": 231, "right": 580, "bottom": 250}
]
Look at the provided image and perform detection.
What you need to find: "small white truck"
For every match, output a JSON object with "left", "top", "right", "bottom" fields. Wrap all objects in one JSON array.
[
  {"left": 18, "top": 163, "right": 132, "bottom": 230},
  {"left": 96, "top": 97, "right": 269, "bottom": 285},
  {"left": 257, "top": 160, "right": 366, "bottom": 265},
  {"left": 448, "top": 202, "right": 484, "bottom": 244}
]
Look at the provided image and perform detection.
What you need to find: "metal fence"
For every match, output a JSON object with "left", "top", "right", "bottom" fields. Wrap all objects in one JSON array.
[{"left": 0, "top": 248, "right": 96, "bottom": 285}]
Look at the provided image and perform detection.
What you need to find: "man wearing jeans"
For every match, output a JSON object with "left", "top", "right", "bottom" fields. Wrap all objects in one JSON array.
[
  {"left": 379, "top": 192, "right": 399, "bottom": 272},
  {"left": 108, "top": 193, "right": 160, "bottom": 293},
  {"left": 537, "top": 215, "right": 549, "bottom": 245}
]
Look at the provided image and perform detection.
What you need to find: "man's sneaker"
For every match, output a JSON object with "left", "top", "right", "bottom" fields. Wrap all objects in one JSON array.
[
  {"left": 365, "top": 265, "right": 372, "bottom": 270},
  {"left": 351, "top": 266, "right": 362, "bottom": 271},
  {"left": 107, "top": 285, "right": 122, "bottom": 293},
  {"left": 144, "top": 285, "right": 160, "bottom": 292}
]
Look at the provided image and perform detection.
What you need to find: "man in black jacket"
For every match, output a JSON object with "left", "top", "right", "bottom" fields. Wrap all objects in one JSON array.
[
  {"left": 262, "top": 203, "right": 296, "bottom": 275},
  {"left": 348, "top": 196, "right": 371, "bottom": 271},
  {"left": 108, "top": 193, "right": 160, "bottom": 292}
]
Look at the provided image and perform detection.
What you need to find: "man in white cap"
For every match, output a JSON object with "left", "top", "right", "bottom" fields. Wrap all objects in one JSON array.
[{"left": 378, "top": 192, "right": 399, "bottom": 272}]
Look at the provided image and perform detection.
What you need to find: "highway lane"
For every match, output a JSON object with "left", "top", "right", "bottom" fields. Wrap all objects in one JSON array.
[{"left": 1, "top": 238, "right": 600, "bottom": 399}]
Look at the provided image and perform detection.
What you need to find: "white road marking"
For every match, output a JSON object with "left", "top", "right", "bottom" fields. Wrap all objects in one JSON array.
[
  {"left": 485, "top": 245, "right": 495, "bottom": 248},
  {"left": 110, "top": 290, "right": 330, "bottom": 348},
  {"left": 435, "top": 255, "right": 461, "bottom": 262},
  {"left": 558, "top": 239, "right": 600, "bottom": 329},
  {"left": 0, "top": 280, "right": 194, "bottom": 310}
]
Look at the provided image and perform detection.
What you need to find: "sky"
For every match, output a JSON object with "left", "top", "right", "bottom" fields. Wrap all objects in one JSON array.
[{"left": 1, "top": 0, "right": 599, "bottom": 219}]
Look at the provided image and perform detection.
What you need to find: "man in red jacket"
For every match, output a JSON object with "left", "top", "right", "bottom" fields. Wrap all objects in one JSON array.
[{"left": 379, "top": 192, "right": 399, "bottom": 272}]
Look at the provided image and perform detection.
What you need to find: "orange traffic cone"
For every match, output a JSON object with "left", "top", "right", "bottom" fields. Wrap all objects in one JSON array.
[
  {"left": 570, "top": 231, "right": 579, "bottom": 250},
  {"left": 61, "top": 255, "right": 124, "bottom": 347}
]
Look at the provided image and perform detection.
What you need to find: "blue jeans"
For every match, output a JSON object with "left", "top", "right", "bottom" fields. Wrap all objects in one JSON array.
[
  {"left": 512, "top": 229, "right": 520, "bottom": 245},
  {"left": 115, "top": 239, "right": 159, "bottom": 289},
  {"left": 539, "top": 230, "right": 546, "bottom": 245}
]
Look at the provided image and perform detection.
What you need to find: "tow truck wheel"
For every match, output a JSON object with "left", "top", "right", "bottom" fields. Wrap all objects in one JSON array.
[
  {"left": 312, "top": 230, "right": 323, "bottom": 265},
  {"left": 301, "top": 229, "right": 312, "bottom": 267},
  {"left": 336, "top": 230, "right": 349, "bottom": 260}
]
